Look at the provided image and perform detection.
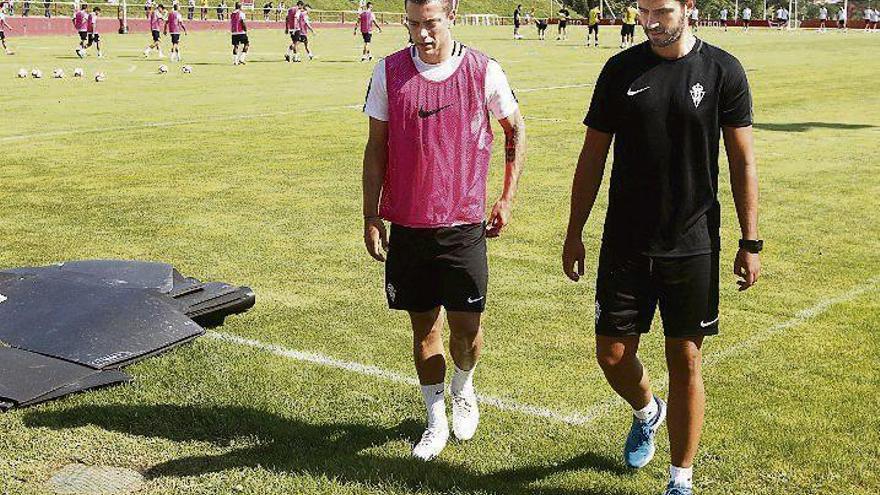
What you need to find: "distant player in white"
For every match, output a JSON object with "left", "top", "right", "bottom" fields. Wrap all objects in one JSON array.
[
  {"left": 774, "top": 6, "right": 786, "bottom": 29},
  {"left": 689, "top": 5, "right": 698, "bottom": 32},
  {"left": 741, "top": 6, "right": 752, "bottom": 31},
  {"left": 871, "top": 8, "right": 879, "bottom": 31},
  {"left": 719, "top": 7, "right": 728, "bottom": 31},
  {"left": 864, "top": 8, "right": 875, "bottom": 31},
  {"left": 0, "top": 10, "right": 12, "bottom": 55},
  {"left": 818, "top": 6, "right": 828, "bottom": 32},
  {"left": 837, "top": 7, "right": 846, "bottom": 30}
]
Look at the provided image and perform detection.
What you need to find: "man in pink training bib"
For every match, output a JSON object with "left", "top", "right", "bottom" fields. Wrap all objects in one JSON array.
[
  {"left": 355, "top": 2, "right": 382, "bottom": 61},
  {"left": 73, "top": 3, "right": 89, "bottom": 57},
  {"left": 85, "top": 6, "right": 102, "bottom": 58},
  {"left": 164, "top": 3, "right": 187, "bottom": 62},
  {"left": 283, "top": 1, "right": 298, "bottom": 62},
  {"left": 362, "top": 0, "right": 526, "bottom": 462},
  {"left": 230, "top": 1, "right": 248, "bottom": 65},
  {"left": 144, "top": 4, "right": 165, "bottom": 59}
]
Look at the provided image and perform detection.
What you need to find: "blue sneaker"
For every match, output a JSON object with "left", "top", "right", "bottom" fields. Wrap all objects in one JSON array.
[
  {"left": 623, "top": 395, "right": 667, "bottom": 468},
  {"left": 663, "top": 482, "right": 693, "bottom": 495}
]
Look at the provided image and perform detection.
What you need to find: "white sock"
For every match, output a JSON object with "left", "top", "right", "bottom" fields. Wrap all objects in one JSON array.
[
  {"left": 450, "top": 364, "right": 476, "bottom": 396},
  {"left": 633, "top": 397, "right": 658, "bottom": 421},
  {"left": 233, "top": 52, "right": 239, "bottom": 64},
  {"left": 240, "top": 52, "right": 247, "bottom": 62},
  {"left": 669, "top": 465, "right": 693, "bottom": 488},
  {"left": 420, "top": 383, "right": 447, "bottom": 430}
]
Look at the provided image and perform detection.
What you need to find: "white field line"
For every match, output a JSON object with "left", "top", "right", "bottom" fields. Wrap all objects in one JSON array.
[
  {"left": 206, "top": 276, "right": 878, "bottom": 426},
  {"left": 207, "top": 331, "right": 598, "bottom": 425}
]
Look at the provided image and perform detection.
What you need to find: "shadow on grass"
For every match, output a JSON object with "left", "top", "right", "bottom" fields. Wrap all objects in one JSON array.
[
  {"left": 754, "top": 122, "right": 876, "bottom": 132},
  {"left": 25, "top": 404, "right": 633, "bottom": 495}
]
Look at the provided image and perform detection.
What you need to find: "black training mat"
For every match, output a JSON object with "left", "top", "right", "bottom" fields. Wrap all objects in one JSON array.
[
  {"left": 172, "top": 282, "right": 256, "bottom": 327},
  {"left": 0, "top": 347, "right": 131, "bottom": 409},
  {"left": 3, "top": 260, "right": 176, "bottom": 293},
  {"left": 0, "top": 274, "right": 203, "bottom": 369}
]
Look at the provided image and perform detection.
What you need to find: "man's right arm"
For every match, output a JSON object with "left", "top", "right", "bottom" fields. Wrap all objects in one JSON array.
[
  {"left": 362, "top": 117, "right": 388, "bottom": 262},
  {"left": 562, "top": 127, "right": 612, "bottom": 282}
]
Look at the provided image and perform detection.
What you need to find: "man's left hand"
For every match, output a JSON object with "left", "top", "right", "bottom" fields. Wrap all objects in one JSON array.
[
  {"left": 734, "top": 248, "right": 761, "bottom": 291},
  {"left": 486, "top": 199, "right": 512, "bottom": 238}
]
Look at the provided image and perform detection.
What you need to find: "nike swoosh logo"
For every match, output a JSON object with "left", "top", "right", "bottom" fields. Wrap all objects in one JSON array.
[
  {"left": 418, "top": 104, "right": 453, "bottom": 119},
  {"left": 700, "top": 316, "right": 719, "bottom": 328},
  {"left": 467, "top": 296, "right": 485, "bottom": 304},
  {"left": 626, "top": 86, "right": 650, "bottom": 96}
]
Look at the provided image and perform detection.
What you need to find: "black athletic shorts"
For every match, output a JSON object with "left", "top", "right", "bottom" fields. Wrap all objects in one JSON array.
[
  {"left": 361, "top": 32, "right": 372, "bottom": 43},
  {"left": 744, "top": 19, "right": 751, "bottom": 26},
  {"left": 621, "top": 24, "right": 635, "bottom": 36},
  {"left": 79, "top": 31, "right": 88, "bottom": 41},
  {"left": 88, "top": 33, "right": 100, "bottom": 43},
  {"left": 385, "top": 222, "right": 488, "bottom": 313},
  {"left": 589, "top": 24, "right": 599, "bottom": 34},
  {"left": 0, "top": 31, "right": 5, "bottom": 41},
  {"left": 594, "top": 246, "right": 720, "bottom": 338},
  {"left": 152, "top": 29, "right": 161, "bottom": 42},
  {"left": 171, "top": 33, "right": 181, "bottom": 44},
  {"left": 559, "top": 20, "right": 568, "bottom": 29},
  {"left": 232, "top": 33, "right": 249, "bottom": 46},
  {"left": 296, "top": 33, "right": 307, "bottom": 43}
]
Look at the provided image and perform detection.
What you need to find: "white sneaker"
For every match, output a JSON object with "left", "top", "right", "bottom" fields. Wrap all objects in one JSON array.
[
  {"left": 411, "top": 426, "right": 449, "bottom": 461},
  {"left": 451, "top": 391, "right": 479, "bottom": 441},
  {"left": 143, "top": 48, "right": 150, "bottom": 57}
]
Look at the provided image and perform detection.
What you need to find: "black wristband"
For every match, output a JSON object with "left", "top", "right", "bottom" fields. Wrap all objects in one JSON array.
[{"left": 739, "top": 239, "right": 763, "bottom": 253}]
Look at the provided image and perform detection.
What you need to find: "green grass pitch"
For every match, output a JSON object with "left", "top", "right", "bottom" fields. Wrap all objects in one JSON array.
[{"left": 1, "top": 23, "right": 879, "bottom": 495}]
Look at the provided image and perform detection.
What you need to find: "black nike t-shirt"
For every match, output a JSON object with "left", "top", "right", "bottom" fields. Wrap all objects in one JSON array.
[{"left": 584, "top": 39, "right": 753, "bottom": 257}]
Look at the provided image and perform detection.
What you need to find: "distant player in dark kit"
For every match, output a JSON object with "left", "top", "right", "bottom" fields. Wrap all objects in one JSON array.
[
  {"left": 557, "top": 6, "right": 570, "bottom": 39},
  {"left": 164, "top": 3, "right": 187, "bottom": 61},
  {"left": 536, "top": 16, "right": 548, "bottom": 39},
  {"left": 356, "top": 2, "right": 382, "bottom": 61},
  {"left": 563, "top": 1, "right": 760, "bottom": 494},
  {"left": 513, "top": 4, "right": 523, "bottom": 39},
  {"left": 362, "top": 0, "right": 525, "bottom": 462},
  {"left": 230, "top": 2, "right": 249, "bottom": 65}
]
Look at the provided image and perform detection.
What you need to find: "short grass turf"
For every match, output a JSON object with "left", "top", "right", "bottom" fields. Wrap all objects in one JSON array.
[{"left": 1, "top": 24, "right": 879, "bottom": 495}]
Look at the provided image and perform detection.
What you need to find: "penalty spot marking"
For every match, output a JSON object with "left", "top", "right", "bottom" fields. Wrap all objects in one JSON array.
[{"left": 206, "top": 275, "right": 879, "bottom": 427}]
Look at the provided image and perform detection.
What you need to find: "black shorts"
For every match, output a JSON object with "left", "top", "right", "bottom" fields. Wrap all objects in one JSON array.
[
  {"left": 589, "top": 24, "right": 599, "bottom": 34},
  {"left": 361, "top": 32, "right": 372, "bottom": 43},
  {"left": 743, "top": 19, "right": 751, "bottom": 26},
  {"left": 621, "top": 23, "right": 635, "bottom": 36},
  {"left": 79, "top": 31, "right": 88, "bottom": 41},
  {"left": 152, "top": 29, "right": 161, "bottom": 42},
  {"left": 88, "top": 33, "right": 100, "bottom": 43},
  {"left": 559, "top": 20, "right": 568, "bottom": 29},
  {"left": 171, "top": 33, "right": 181, "bottom": 44},
  {"left": 837, "top": 20, "right": 845, "bottom": 27},
  {"left": 296, "top": 33, "right": 307, "bottom": 43},
  {"left": 0, "top": 31, "right": 4, "bottom": 41},
  {"left": 385, "top": 223, "right": 488, "bottom": 313},
  {"left": 232, "top": 33, "right": 249, "bottom": 46},
  {"left": 595, "top": 246, "right": 720, "bottom": 338},
  {"left": 514, "top": 20, "right": 521, "bottom": 28}
]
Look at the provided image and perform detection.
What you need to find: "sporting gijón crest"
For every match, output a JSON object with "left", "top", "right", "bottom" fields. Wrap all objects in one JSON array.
[{"left": 690, "top": 82, "right": 705, "bottom": 108}]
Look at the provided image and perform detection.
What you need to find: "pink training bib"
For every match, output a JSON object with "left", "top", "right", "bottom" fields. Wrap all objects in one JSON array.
[
  {"left": 168, "top": 11, "right": 181, "bottom": 34},
  {"left": 230, "top": 10, "right": 244, "bottom": 34},
  {"left": 381, "top": 47, "right": 495, "bottom": 228},
  {"left": 359, "top": 11, "right": 373, "bottom": 33}
]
